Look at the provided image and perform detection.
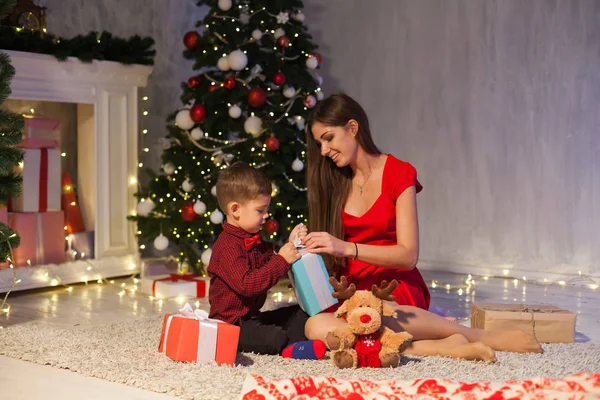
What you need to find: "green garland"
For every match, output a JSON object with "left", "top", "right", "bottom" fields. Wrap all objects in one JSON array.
[{"left": 0, "top": 26, "right": 155, "bottom": 66}]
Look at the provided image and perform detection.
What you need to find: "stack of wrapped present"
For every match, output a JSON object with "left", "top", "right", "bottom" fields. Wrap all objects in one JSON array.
[{"left": 3, "top": 117, "right": 66, "bottom": 267}]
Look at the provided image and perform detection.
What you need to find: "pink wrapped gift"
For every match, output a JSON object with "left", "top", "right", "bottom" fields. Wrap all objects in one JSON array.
[
  {"left": 20, "top": 117, "right": 60, "bottom": 148},
  {"left": 8, "top": 211, "right": 66, "bottom": 266},
  {"left": 10, "top": 148, "right": 61, "bottom": 212},
  {"left": 140, "top": 274, "right": 209, "bottom": 299}
]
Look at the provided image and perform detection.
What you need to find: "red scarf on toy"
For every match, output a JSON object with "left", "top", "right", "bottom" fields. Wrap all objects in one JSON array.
[{"left": 354, "top": 332, "right": 382, "bottom": 368}]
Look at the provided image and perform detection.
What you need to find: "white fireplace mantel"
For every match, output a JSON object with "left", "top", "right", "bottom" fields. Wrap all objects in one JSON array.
[{"left": 1, "top": 50, "right": 153, "bottom": 292}]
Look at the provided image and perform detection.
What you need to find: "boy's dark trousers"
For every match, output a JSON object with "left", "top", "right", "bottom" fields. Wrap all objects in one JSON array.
[{"left": 237, "top": 305, "right": 309, "bottom": 355}]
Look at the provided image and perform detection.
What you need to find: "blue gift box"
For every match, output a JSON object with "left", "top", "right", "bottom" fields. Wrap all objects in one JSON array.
[{"left": 288, "top": 250, "right": 338, "bottom": 316}]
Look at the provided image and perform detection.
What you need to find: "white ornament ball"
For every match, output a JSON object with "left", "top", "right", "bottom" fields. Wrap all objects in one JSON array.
[
  {"left": 182, "top": 178, "right": 194, "bottom": 192},
  {"left": 201, "top": 248, "right": 212, "bottom": 266},
  {"left": 190, "top": 127, "right": 204, "bottom": 140},
  {"left": 211, "top": 185, "right": 218, "bottom": 196},
  {"left": 252, "top": 29, "right": 263, "bottom": 41},
  {"left": 314, "top": 74, "right": 323, "bottom": 85},
  {"left": 274, "top": 28, "right": 285, "bottom": 39},
  {"left": 217, "top": 56, "right": 230, "bottom": 71},
  {"left": 244, "top": 115, "right": 263, "bottom": 137},
  {"left": 136, "top": 198, "right": 155, "bottom": 216},
  {"left": 228, "top": 104, "right": 242, "bottom": 119},
  {"left": 283, "top": 86, "right": 296, "bottom": 99},
  {"left": 316, "top": 91, "right": 324, "bottom": 101},
  {"left": 228, "top": 50, "right": 248, "bottom": 71},
  {"left": 304, "top": 94, "right": 317, "bottom": 108},
  {"left": 294, "top": 12, "right": 305, "bottom": 22},
  {"left": 153, "top": 234, "right": 169, "bottom": 251},
  {"left": 163, "top": 163, "right": 176, "bottom": 175},
  {"left": 291, "top": 158, "right": 304, "bottom": 172},
  {"left": 175, "top": 109, "right": 195, "bottom": 130},
  {"left": 193, "top": 200, "right": 207, "bottom": 215},
  {"left": 306, "top": 56, "right": 318, "bottom": 70},
  {"left": 218, "top": 0, "right": 232, "bottom": 11},
  {"left": 210, "top": 209, "right": 224, "bottom": 224},
  {"left": 295, "top": 116, "right": 305, "bottom": 131}
]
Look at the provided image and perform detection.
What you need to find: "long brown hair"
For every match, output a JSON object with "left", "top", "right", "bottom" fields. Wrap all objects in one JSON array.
[{"left": 306, "top": 93, "right": 381, "bottom": 277}]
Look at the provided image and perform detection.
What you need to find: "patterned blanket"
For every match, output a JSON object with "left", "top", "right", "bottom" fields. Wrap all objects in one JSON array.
[{"left": 240, "top": 372, "right": 600, "bottom": 399}]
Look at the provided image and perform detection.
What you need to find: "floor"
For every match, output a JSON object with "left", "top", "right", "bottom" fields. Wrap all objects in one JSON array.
[{"left": 1, "top": 270, "right": 599, "bottom": 399}]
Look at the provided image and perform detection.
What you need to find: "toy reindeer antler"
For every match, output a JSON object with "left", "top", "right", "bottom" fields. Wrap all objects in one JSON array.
[
  {"left": 329, "top": 276, "right": 357, "bottom": 300},
  {"left": 371, "top": 280, "right": 398, "bottom": 301}
]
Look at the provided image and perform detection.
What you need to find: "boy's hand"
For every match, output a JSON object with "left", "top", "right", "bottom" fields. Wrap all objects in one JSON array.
[
  {"left": 289, "top": 223, "right": 308, "bottom": 245},
  {"left": 278, "top": 242, "right": 301, "bottom": 264}
]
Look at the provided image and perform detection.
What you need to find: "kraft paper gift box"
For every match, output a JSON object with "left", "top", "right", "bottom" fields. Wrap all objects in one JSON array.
[
  {"left": 10, "top": 148, "right": 61, "bottom": 212},
  {"left": 140, "top": 274, "right": 210, "bottom": 299},
  {"left": 20, "top": 117, "right": 61, "bottom": 149},
  {"left": 8, "top": 211, "right": 66, "bottom": 267},
  {"left": 158, "top": 303, "right": 240, "bottom": 366},
  {"left": 288, "top": 230, "right": 338, "bottom": 316},
  {"left": 471, "top": 302, "right": 576, "bottom": 343}
]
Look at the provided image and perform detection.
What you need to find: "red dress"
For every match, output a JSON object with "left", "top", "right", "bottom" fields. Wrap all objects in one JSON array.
[{"left": 335, "top": 154, "right": 431, "bottom": 310}]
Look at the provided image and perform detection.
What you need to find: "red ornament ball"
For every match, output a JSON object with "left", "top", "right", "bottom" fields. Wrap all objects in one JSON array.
[
  {"left": 224, "top": 75, "right": 237, "bottom": 90},
  {"left": 181, "top": 201, "right": 197, "bottom": 222},
  {"left": 183, "top": 31, "right": 200, "bottom": 50},
  {"left": 189, "top": 104, "right": 207, "bottom": 123},
  {"left": 272, "top": 72, "right": 286, "bottom": 86},
  {"left": 248, "top": 87, "right": 267, "bottom": 108},
  {"left": 312, "top": 52, "right": 322, "bottom": 65},
  {"left": 208, "top": 84, "right": 219, "bottom": 92},
  {"left": 187, "top": 76, "right": 201, "bottom": 89},
  {"left": 303, "top": 94, "right": 317, "bottom": 109},
  {"left": 265, "top": 137, "right": 279, "bottom": 151},
  {"left": 277, "top": 35, "right": 290, "bottom": 48},
  {"left": 264, "top": 219, "right": 279, "bottom": 235}
]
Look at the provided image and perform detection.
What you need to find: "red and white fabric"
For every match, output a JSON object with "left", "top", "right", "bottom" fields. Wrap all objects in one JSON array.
[{"left": 240, "top": 372, "right": 600, "bottom": 400}]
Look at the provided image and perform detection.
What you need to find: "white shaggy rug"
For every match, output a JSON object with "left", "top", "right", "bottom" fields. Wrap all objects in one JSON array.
[{"left": 1, "top": 316, "right": 599, "bottom": 400}]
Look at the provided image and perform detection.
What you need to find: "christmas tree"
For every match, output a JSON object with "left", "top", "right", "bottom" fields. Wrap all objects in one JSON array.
[
  {"left": 0, "top": 48, "right": 24, "bottom": 262},
  {"left": 130, "top": 0, "right": 323, "bottom": 274}
]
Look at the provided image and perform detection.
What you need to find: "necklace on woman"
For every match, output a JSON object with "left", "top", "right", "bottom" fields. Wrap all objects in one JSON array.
[{"left": 356, "top": 156, "right": 381, "bottom": 195}]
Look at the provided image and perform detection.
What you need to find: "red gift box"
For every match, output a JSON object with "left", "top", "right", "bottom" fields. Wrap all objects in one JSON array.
[
  {"left": 61, "top": 172, "right": 85, "bottom": 234},
  {"left": 19, "top": 117, "right": 60, "bottom": 149},
  {"left": 140, "top": 274, "right": 209, "bottom": 299},
  {"left": 10, "top": 148, "right": 61, "bottom": 213},
  {"left": 158, "top": 304, "right": 240, "bottom": 366},
  {"left": 8, "top": 211, "right": 66, "bottom": 266}
]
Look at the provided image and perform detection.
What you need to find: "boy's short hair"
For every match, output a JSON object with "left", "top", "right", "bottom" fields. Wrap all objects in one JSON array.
[{"left": 216, "top": 162, "right": 272, "bottom": 213}]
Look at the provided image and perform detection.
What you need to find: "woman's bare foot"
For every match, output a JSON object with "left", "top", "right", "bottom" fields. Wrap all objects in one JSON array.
[
  {"left": 481, "top": 330, "right": 542, "bottom": 353},
  {"left": 448, "top": 342, "right": 497, "bottom": 362},
  {"left": 405, "top": 334, "right": 496, "bottom": 361}
]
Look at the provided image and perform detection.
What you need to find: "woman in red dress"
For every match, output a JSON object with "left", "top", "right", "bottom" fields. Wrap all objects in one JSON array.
[{"left": 302, "top": 93, "right": 541, "bottom": 360}]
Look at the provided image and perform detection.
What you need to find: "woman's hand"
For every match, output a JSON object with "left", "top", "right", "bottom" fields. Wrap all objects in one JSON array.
[{"left": 303, "top": 232, "right": 352, "bottom": 258}]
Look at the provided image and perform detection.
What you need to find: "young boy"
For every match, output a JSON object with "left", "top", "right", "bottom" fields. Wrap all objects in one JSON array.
[{"left": 208, "top": 162, "right": 325, "bottom": 359}]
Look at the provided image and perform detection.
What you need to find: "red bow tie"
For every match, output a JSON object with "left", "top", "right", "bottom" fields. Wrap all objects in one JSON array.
[{"left": 244, "top": 233, "right": 261, "bottom": 250}]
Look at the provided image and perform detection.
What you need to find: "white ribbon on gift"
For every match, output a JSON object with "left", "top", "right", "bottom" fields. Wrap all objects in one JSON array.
[{"left": 160, "top": 303, "right": 223, "bottom": 362}]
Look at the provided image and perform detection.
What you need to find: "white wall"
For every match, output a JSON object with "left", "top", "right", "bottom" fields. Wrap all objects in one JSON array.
[
  {"left": 37, "top": 0, "right": 600, "bottom": 281},
  {"left": 303, "top": 0, "right": 600, "bottom": 281},
  {"left": 42, "top": 0, "right": 202, "bottom": 181}
]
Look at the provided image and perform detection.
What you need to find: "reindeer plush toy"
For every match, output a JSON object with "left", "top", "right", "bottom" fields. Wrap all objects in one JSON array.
[{"left": 325, "top": 276, "right": 413, "bottom": 369}]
